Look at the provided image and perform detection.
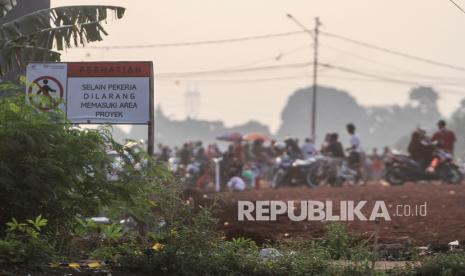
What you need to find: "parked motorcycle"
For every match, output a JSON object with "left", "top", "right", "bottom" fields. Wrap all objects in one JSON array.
[
  {"left": 383, "top": 148, "right": 463, "bottom": 185},
  {"left": 271, "top": 155, "right": 323, "bottom": 188}
]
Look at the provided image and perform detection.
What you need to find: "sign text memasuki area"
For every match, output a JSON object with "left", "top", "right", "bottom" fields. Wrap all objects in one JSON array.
[
  {"left": 27, "top": 61, "right": 153, "bottom": 124},
  {"left": 67, "top": 62, "right": 151, "bottom": 124}
]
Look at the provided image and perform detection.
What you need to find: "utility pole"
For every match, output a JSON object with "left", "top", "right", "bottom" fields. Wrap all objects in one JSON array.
[
  {"left": 311, "top": 17, "right": 321, "bottom": 140},
  {"left": 287, "top": 14, "right": 321, "bottom": 140}
]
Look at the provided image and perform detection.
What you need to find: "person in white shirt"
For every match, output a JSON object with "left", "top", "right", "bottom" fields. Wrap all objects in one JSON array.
[
  {"left": 347, "top": 124, "right": 362, "bottom": 153},
  {"left": 227, "top": 176, "right": 246, "bottom": 191},
  {"left": 346, "top": 123, "right": 365, "bottom": 184},
  {"left": 301, "top": 138, "right": 317, "bottom": 159}
]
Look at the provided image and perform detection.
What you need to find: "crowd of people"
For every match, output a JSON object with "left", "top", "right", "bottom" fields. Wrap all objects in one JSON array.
[{"left": 153, "top": 120, "right": 458, "bottom": 191}]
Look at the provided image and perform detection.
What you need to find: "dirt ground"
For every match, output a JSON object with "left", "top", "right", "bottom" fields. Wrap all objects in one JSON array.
[{"left": 202, "top": 181, "right": 465, "bottom": 246}]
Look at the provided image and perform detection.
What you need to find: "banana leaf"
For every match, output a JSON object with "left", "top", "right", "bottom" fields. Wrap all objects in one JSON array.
[{"left": 0, "top": 5, "right": 125, "bottom": 75}]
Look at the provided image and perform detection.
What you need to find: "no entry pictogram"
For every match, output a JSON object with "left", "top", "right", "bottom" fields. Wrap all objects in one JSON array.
[
  {"left": 28, "top": 75, "right": 64, "bottom": 111},
  {"left": 26, "top": 61, "right": 154, "bottom": 155}
]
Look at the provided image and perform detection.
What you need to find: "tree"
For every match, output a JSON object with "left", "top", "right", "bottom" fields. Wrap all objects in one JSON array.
[
  {"left": 0, "top": 1, "right": 125, "bottom": 74},
  {"left": 409, "top": 86, "right": 440, "bottom": 116},
  {"left": 0, "top": 0, "right": 16, "bottom": 18},
  {"left": 0, "top": 93, "right": 114, "bottom": 228},
  {"left": 276, "top": 86, "right": 370, "bottom": 146},
  {"left": 449, "top": 99, "right": 465, "bottom": 158}
]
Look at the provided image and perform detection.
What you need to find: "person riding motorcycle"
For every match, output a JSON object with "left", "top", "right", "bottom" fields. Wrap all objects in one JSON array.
[
  {"left": 407, "top": 128, "right": 435, "bottom": 171},
  {"left": 325, "top": 133, "right": 345, "bottom": 158},
  {"left": 319, "top": 133, "right": 346, "bottom": 184},
  {"left": 284, "top": 137, "right": 303, "bottom": 159},
  {"left": 383, "top": 127, "right": 463, "bottom": 185}
]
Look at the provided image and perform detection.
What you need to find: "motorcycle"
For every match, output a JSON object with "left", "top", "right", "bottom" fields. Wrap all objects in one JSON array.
[
  {"left": 383, "top": 147, "right": 463, "bottom": 185},
  {"left": 316, "top": 156, "right": 361, "bottom": 187},
  {"left": 271, "top": 155, "right": 323, "bottom": 188}
]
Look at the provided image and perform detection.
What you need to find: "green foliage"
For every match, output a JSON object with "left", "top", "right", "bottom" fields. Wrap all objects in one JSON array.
[
  {"left": 0, "top": 77, "right": 25, "bottom": 97},
  {"left": 0, "top": 95, "right": 118, "bottom": 229},
  {"left": 411, "top": 253, "right": 465, "bottom": 276},
  {"left": 0, "top": 89, "right": 174, "bottom": 236},
  {"left": 72, "top": 217, "right": 100, "bottom": 237},
  {"left": 5, "top": 215, "right": 47, "bottom": 241},
  {"left": 0, "top": 5, "right": 125, "bottom": 75},
  {"left": 90, "top": 238, "right": 139, "bottom": 264},
  {"left": 100, "top": 223, "right": 123, "bottom": 243},
  {"left": 3, "top": 77, "right": 459, "bottom": 274},
  {"left": 103, "top": 144, "right": 173, "bottom": 233},
  {"left": 0, "top": 0, "right": 16, "bottom": 18},
  {"left": 324, "top": 222, "right": 350, "bottom": 260},
  {"left": 72, "top": 218, "right": 123, "bottom": 243},
  {"left": 119, "top": 237, "right": 335, "bottom": 275},
  {"left": 0, "top": 216, "right": 54, "bottom": 266},
  {"left": 229, "top": 237, "right": 259, "bottom": 251},
  {"left": 6, "top": 215, "right": 48, "bottom": 239}
]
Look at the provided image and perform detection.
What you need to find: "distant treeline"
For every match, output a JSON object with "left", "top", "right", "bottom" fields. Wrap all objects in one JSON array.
[{"left": 114, "top": 85, "right": 465, "bottom": 158}]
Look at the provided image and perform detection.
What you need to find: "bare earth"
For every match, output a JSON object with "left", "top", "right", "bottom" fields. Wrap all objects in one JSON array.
[{"left": 206, "top": 182, "right": 465, "bottom": 246}]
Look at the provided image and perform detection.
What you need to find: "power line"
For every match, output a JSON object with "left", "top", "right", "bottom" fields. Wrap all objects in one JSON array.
[
  {"left": 320, "top": 30, "right": 465, "bottom": 72},
  {"left": 320, "top": 73, "right": 465, "bottom": 88},
  {"left": 321, "top": 63, "right": 420, "bottom": 85},
  {"left": 156, "top": 62, "right": 312, "bottom": 78},
  {"left": 286, "top": 14, "right": 314, "bottom": 38},
  {"left": 219, "top": 44, "right": 311, "bottom": 70},
  {"left": 83, "top": 31, "right": 307, "bottom": 49},
  {"left": 320, "top": 74, "right": 392, "bottom": 82},
  {"left": 154, "top": 58, "right": 465, "bottom": 96},
  {"left": 449, "top": 0, "right": 465, "bottom": 14},
  {"left": 321, "top": 42, "right": 424, "bottom": 74},
  {"left": 321, "top": 42, "right": 465, "bottom": 83},
  {"left": 158, "top": 74, "right": 311, "bottom": 84},
  {"left": 320, "top": 63, "right": 465, "bottom": 95}
]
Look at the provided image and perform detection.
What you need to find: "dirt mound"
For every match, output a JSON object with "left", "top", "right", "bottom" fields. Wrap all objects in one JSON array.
[{"left": 207, "top": 182, "right": 465, "bottom": 246}]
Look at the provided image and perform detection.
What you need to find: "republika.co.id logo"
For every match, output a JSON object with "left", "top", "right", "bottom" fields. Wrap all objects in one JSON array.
[{"left": 237, "top": 200, "right": 427, "bottom": 222}]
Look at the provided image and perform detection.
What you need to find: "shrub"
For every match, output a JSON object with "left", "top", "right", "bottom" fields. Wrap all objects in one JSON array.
[
  {"left": 0, "top": 216, "right": 55, "bottom": 266},
  {"left": 412, "top": 252, "right": 465, "bottom": 276},
  {"left": 0, "top": 94, "right": 118, "bottom": 230},
  {"left": 0, "top": 88, "right": 172, "bottom": 235},
  {"left": 324, "top": 222, "right": 350, "bottom": 260}
]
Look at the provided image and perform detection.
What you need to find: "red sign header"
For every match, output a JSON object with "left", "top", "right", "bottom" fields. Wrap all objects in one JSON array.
[{"left": 67, "top": 62, "right": 151, "bottom": 77}]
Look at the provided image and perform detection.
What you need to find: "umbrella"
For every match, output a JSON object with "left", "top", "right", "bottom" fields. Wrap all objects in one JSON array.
[
  {"left": 216, "top": 132, "right": 243, "bottom": 142},
  {"left": 243, "top": 132, "right": 270, "bottom": 142}
]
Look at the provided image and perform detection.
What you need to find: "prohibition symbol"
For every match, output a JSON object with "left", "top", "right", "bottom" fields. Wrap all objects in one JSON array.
[{"left": 28, "top": 76, "right": 64, "bottom": 111}]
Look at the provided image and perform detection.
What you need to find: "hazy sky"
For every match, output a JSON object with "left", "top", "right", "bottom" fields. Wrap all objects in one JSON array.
[{"left": 52, "top": 0, "right": 465, "bottom": 132}]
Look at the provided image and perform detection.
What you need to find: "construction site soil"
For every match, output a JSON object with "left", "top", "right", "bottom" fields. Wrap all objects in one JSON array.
[{"left": 193, "top": 182, "right": 465, "bottom": 247}]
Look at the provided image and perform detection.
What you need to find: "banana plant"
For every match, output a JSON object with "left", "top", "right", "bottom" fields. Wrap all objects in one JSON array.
[
  {"left": 0, "top": 1, "right": 125, "bottom": 75},
  {"left": 0, "top": 0, "right": 16, "bottom": 18}
]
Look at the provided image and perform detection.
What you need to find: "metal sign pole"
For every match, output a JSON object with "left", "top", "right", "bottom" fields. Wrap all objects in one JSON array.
[{"left": 148, "top": 62, "right": 155, "bottom": 156}]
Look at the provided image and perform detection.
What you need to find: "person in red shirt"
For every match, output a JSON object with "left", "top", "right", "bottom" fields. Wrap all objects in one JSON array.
[{"left": 432, "top": 120, "right": 456, "bottom": 154}]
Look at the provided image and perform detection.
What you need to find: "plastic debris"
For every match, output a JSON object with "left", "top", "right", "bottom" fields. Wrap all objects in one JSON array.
[
  {"left": 90, "top": 217, "right": 110, "bottom": 224},
  {"left": 259, "top": 248, "right": 283, "bottom": 260},
  {"left": 449, "top": 240, "right": 459, "bottom": 250},
  {"left": 152, "top": 242, "right": 165, "bottom": 251},
  {"left": 68, "top": 263, "right": 80, "bottom": 268},
  {"left": 87, "top": 262, "right": 102, "bottom": 269},
  {"left": 48, "top": 260, "right": 107, "bottom": 272}
]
